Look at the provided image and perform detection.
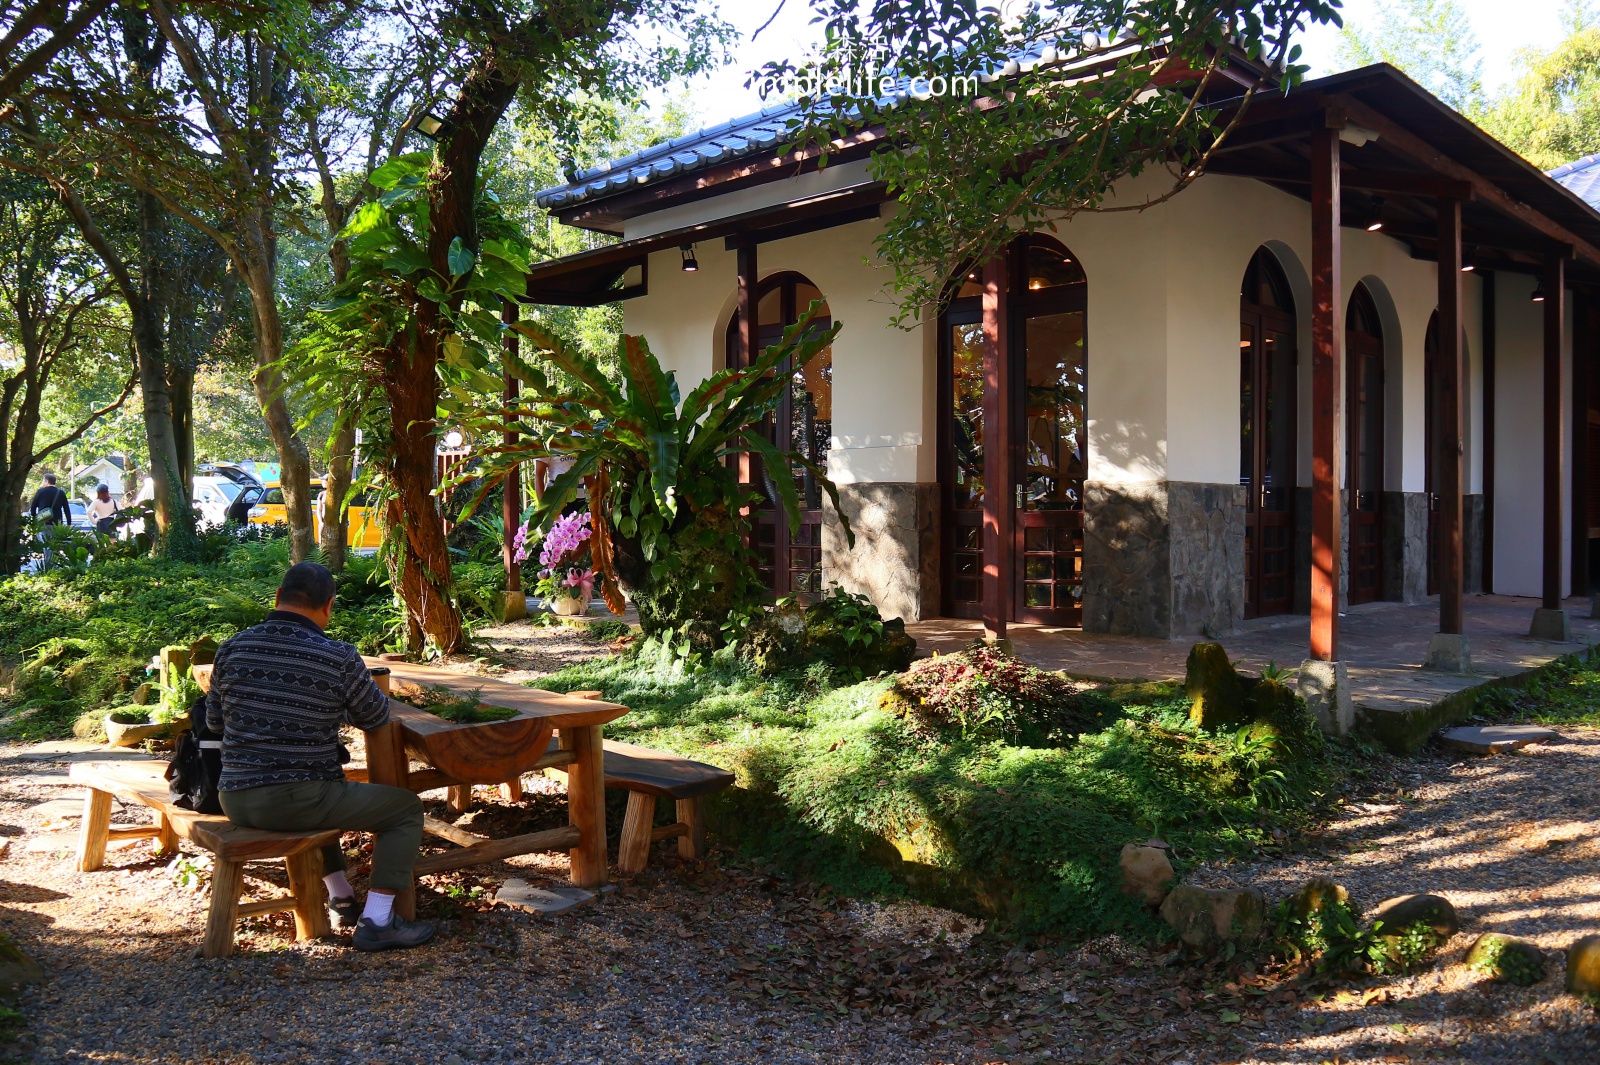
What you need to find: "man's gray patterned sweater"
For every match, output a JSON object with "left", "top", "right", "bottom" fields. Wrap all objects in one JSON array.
[{"left": 204, "top": 611, "right": 389, "bottom": 792}]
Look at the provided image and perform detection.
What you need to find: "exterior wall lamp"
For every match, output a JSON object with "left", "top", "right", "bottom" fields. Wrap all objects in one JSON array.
[
  {"left": 1532, "top": 281, "right": 1547, "bottom": 303},
  {"left": 1363, "top": 197, "right": 1385, "bottom": 232},
  {"left": 680, "top": 244, "right": 698, "bottom": 272}
]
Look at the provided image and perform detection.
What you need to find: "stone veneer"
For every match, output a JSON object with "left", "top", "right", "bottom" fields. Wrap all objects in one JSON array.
[
  {"left": 1081, "top": 480, "right": 1245, "bottom": 639},
  {"left": 820, "top": 483, "right": 939, "bottom": 622},
  {"left": 1382, "top": 491, "right": 1430, "bottom": 604}
]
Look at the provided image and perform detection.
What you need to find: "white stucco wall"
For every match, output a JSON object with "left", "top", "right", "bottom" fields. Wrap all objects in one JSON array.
[{"left": 1491, "top": 272, "right": 1572, "bottom": 598}]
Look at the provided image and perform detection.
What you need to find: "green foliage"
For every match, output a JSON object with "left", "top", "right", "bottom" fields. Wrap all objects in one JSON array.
[
  {"left": 762, "top": 1, "right": 1341, "bottom": 319},
  {"left": 883, "top": 643, "right": 1110, "bottom": 747},
  {"left": 538, "top": 647, "right": 1351, "bottom": 936},
  {"left": 454, "top": 308, "right": 851, "bottom": 654},
  {"left": 1338, "top": 0, "right": 1483, "bottom": 110},
  {"left": 395, "top": 684, "right": 517, "bottom": 725},
  {"left": 1273, "top": 893, "right": 1448, "bottom": 977},
  {"left": 742, "top": 589, "right": 917, "bottom": 681}
]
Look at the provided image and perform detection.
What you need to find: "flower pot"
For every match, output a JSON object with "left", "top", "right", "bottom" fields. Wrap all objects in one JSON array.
[
  {"left": 550, "top": 594, "right": 591, "bottom": 617},
  {"left": 105, "top": 718, "right": 163, "bottom": 748}
]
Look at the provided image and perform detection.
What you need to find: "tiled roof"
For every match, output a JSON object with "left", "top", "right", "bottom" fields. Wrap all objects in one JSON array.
[
  {"left": 1549, "top": 153, "right": 1600, "bottom": 210},
  {"left": 534, "top": 38, "right": 1138, "bottom": 212}
]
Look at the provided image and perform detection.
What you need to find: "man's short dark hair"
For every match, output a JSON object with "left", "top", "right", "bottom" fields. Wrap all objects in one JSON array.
[
  {"left": 42, "top": 473, "right": 56, "bottom": 484},
  {"left": 279, "top": 562, "right": 336, "bottom": 609}
]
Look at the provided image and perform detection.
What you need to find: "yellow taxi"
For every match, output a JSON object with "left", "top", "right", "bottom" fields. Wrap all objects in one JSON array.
[
  {"left": 246, "top": 482, "right": 287, "bottom": 528},
  {"left": 316, "top": 487, "right": 384, "bottom": 552}
]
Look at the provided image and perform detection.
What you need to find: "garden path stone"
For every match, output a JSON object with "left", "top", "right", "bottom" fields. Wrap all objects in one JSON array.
[
  {"left": 1370, "top": 893, "right": 1460, "bottom": 937},
  {"left": 494, "top": 878, "right": 597, "bottom": 915},
  {"left": 27, "top": 799, "right": 82, "bottom": 820},
  {"left": 1439, "top": 724, "right": 1560, "bottom": 754}
]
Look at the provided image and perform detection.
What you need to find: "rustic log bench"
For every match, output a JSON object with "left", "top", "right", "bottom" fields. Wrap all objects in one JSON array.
[
  {"left": 70, "top": 761, "right": 339, "bottom": 958},
  {"left": 598, "top": 739, "right": 736, "bottom": 875}
]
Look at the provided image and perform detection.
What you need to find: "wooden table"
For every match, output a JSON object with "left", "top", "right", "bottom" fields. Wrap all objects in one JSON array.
[{"left": 359, "top": 658, "right": 630, "bottom": 912}]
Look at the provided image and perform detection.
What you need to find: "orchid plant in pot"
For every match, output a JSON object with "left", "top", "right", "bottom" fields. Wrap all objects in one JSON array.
[{"left": 516, "top": 511, "right": 598, "bottom": 616}]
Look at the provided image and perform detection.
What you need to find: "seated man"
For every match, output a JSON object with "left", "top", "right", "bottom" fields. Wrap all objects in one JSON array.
[{"left": 206, "top": 561, "right": 434, "bottom": 952}]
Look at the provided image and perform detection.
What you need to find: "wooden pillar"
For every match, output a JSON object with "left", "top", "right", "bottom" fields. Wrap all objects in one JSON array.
[
  {"left": 1543, "top": 257, "right": 1567, "bottom": 611},
  {"left": 1482, "top": 271, "right": 1496, "bottom": 592},
  {"left": 1572, "top": 295, "right": 1591, "bottom": 598},
  {"left": 736, "top": 240, "right": 758, "bottom": 367},
  {"left": 980, "top": 251, "right": 1012, "bottom": 642},
  {"left": 1309, "top": 124, "right": 1343, "bottom": 662},
  {"left": 501, "top": 298, "right": 522, "bottom": 594},
  {"left": 1436, "top": 199, "right": 1465, "bottom": 634}
]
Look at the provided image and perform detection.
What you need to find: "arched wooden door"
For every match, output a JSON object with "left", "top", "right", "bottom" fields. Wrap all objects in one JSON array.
[
  {"left": 1239, "top": 249, "right": 1298, "bottom": 619},
  {"left": 724, "top": 273, "right": 834, "bottom": 597},
  {"left": 1346, "top": 285, "right": 1386, "bottom": 605},
  {"left": 1424, "top": 311, "right": 1441, "bottom": 596},
  {"left": 938, "top": 236, "right": 1087, "bottom": 624}
]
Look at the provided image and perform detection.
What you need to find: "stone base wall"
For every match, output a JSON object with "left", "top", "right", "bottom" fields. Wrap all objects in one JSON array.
[
  {"left": 820, "top": 483, "right": 939, "bottom": 622},
  {"left": 1081, "top": 480, "right": 1244, "bottom": 639},
  {"left": 1382, "top": 491, "right": 1430, "bottom": 604},
  {"left": 1465, "top": 494, "right": 1484, "bottom": 595}
]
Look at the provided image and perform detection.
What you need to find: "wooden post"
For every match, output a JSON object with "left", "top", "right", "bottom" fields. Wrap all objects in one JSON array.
[
  {"left": 362, "top": 719, "right": 416, "bottom": 919},
  {"left": 737, "top": 240, "right": 759, "bottom": 368},
  {"left": 566, "top": 723, "right": 608, "bottom": 889},
  {"left": 676, "top": 797, "right": 706, "bottom": 860},
  {"left": 286, "top": 849, "right": 330, "bottom": 941},
  {"left": 1309, "top": 123, "right": 1343, "bottom": 662},
  {"left": 1544, "top": 257, "right": 1567, "bottom": 611},
  {"left": 617, "top": 791, "right": 656, "bottom": 875},
  {"left": 980, "top": 251, "right": 1012, "bottom": 642},
  {"left": 202, "top": 858, "right": 244, "bottom": 959},
  {"left": 501, "top": 298, "right": 522, "bottom": 596},
  {"left": 1436, "top": 198, "right": 1465, "bottom": 634},
  {"left": 1572, "top": 297, "right": 1591, "bottom": 598},
  {"left": 76, "top": 787, "right": 112, "bottom": 872}
]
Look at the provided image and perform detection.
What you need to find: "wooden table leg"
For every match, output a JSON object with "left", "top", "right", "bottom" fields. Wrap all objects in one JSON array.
[
  {"left": 156, "top": 810, "right": 179, "bottom": 858},
  {"left": 676, "top": 797, "right": 706, "bottom": 860},
  {"left": 617, "top": 791, "right": 655, "bottom": 876},
  {"left": 203, "top": 858, "right": 245, "bottom": 959},
  {"left": 565, "top": 723, "right": 607, "bottom": 889},
  {"left": 447, "top": 784, "right": 473, "bottom": 813},
  {"left": 286, "top": 848, "right": 330, "bottom": 940},
  {"left": 499, "top": 776, "right": 524, "bottom": 803},
  {"left": 77, "top": 787, "right": 112, "bottom": 872},
  {"left": 363, "top": 720, "right": 417, "bottom": 920}
]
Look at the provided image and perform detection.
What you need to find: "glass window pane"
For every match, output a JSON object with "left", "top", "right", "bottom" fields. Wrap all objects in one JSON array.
[
  {"left": 1240, "top": 323, "right": 1255, "bottom": 493},
  {"left": 1263, "top": 329, "right": 1295, "bottom": 512},
  {"left": 1021, "top": 311, "right": 1086, "bottom": 511},
  {"left": 951, "top": 322, "right": 986, "bottom": 509}
]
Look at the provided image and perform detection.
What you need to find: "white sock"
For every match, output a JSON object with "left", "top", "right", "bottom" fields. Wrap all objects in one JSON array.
[
  {"left": 323, "top": 870, "right": 354, "bottom": 899},
  {"left": 362, "top": 892, "right": 395, "bottom": 926}
]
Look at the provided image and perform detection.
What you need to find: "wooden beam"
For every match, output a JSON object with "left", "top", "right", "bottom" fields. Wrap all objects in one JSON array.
[
  {"left": 1437, "top": 198, "right": 1466, "bottom": 634},
  {"left": 736, "top": 241, "right": 758, "bottom": 367},
  {"left": 1204, "top": 159, "right": 1472, "bottom": 200},
  {"left": 1545, "top": 257, "right": 1568, "bottom": 610},
  {"left": 413, "top": 825, "right": 582, "bottom": 876},
  {"left": 1574, "top": 298, "right": 1592, "bottom": 598},
  {"left": 980, "top": 250, "right": 1011, "bottom": 642},
  {"left": 422, "top": 815, "right": 490, "bottom": 849},
  {"left": 1310, "top": 123, "right": 1344, "bottom": 662},
  {"left": 1334, "top": 95, "right": 1600, "bottom": 270},
  {"left": 723, "top": 203, "right": 881, "bottom": 250}
]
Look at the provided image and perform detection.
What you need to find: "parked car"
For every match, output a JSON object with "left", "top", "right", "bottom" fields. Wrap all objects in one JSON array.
[
  {"left": 198, "top": 462, "right": 264, "bottom": 490},
  {"left": 193, "top": 476, "right": 244, "bottom": 529},
  {"left": 247, "top": 482, "right": 287, "bottom": 528},
  {"left": 315, "top": 488, "right": 383, "bottom": 552}
]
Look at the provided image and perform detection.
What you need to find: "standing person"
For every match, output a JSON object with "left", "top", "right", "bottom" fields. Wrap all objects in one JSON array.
[
  {"left": 205, "top": 562, "right": 435, "bottom": 952},
  {"left": 87, "top": 483, "right": 120, "bottom": 535},
  {"left": 29, "top": 473, "right": 70, "bottom": 570},
  {"left": 533, "top": 453, "right": 588, "bottom": 517}
]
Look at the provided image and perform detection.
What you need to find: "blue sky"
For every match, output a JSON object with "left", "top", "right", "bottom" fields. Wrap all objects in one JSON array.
[{"left": 675, "top": 0, "right": 1570, "bottom": 128}]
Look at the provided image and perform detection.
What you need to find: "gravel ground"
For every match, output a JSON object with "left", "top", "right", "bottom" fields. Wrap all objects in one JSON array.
[
  {"left": 6, "top": 681, "right": 1600, "bottom": 1062},
  {"left": 430, "top": 616, "right": 623, "bottom": 684}
]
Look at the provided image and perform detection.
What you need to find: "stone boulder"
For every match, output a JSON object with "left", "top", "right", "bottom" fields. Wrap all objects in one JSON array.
[
  {"left": 1185, "top": 643, "right": 1250, "bottom": 729},
  {"left": 1118, "top": 842, "right": 1174, "bottom": 907},
  {"left": 0, "top": 932, "right": 42, "bottom": 1001},
  {"left": 1466, "top": 933, "right": 1546, "bottom": 986},
  {"left": 1289, "top": 876, "right": 1352, "bottom": 919},
  {"left": 1159, "top": 884, "right": 1267, "bottom": 949},
  {"left": 1370, "top": 894, "right": 1459, "bottom": 938},
  {"left": 1566, "top": 935, "right": 1600, "bottom": 995}
]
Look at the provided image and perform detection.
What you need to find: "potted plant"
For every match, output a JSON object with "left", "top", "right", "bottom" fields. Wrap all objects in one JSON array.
[{"left": 516, "top": 511, "right": 598, "bottom": 617}]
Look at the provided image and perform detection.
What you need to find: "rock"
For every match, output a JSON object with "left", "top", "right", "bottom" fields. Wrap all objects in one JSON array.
[
  {"left": 131, "top": 682, "right": 156, "bottom": 706},
  {"left": 105, "top": 719, "right": 163, "bottom": 748},
  {"left": 1159, "top": 884, "right": 1267, "bottom": 949},
  {"left": 27, "top": 799, "right": 83, "bottom": 821},
  {"left": 1185, "top": 643, "right": 1250, "bottom": 729},
  {"left": 1119, "top": 843, "right": 1175, "bottom": 906},
  {"left": 1289, "top": 876, "right": 1352, "bottom": 919},
  {"left": 1466, "top": 932, "right": 1546, "bottom": 986},
  {"left": 1370, "top": 893, "right": 1459, "bottom": 937},
  {"left": 1566, "top": 935, "right": 1600, "bottom": 994},
  {"left": 494, "top": 878, "right": 597, "bottom": 916},
  {"left": 0, "top": 932, "right": 43, "bottom": 1001},
  {"left": 1439, "top": 725, "right": 1560, "bottom": 755}
]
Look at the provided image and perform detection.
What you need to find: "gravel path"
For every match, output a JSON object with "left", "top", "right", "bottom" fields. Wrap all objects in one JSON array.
[{"left": 5, "top": 717, "right": 1600, "bottom": 1062}]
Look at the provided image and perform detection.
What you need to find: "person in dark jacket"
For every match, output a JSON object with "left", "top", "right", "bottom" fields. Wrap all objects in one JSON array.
[
  {"left": 29, "top": 473, "right": 69, "bottom": 524},
  {"left": 206, "top": 562, "right": 434, "bottom": 952}
]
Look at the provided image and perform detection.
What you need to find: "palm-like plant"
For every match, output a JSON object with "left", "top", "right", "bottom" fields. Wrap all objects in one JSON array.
[{"left": 450, "top": 302, "right": 852, "bottom": 651}]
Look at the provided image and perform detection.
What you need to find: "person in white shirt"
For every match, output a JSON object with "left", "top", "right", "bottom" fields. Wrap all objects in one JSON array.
[
  {"left": 86, "top": 483, "right": 120, "bottom": 535},
  {"left": 533, "top": 454, "right": 589, "bottom": 516}
]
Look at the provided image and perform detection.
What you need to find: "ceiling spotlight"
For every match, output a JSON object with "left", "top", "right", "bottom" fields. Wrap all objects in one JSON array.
[
  {"left": 1460, "top": 247, "right": 1476, "bottom": 273},
  {"left": 680, "top": 244, "right": 698, "bottom": 272},
  {"left": 1532, "top": 281, "right": 1547, "bottom": 303},
  {"left": 1364, "top": 197, "right": 1385, "bottom": 232}
]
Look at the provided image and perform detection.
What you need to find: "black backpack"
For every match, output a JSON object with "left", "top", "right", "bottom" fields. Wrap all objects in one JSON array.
[{"left": 166, "top": 695, "right": 223, "bottom": 814}]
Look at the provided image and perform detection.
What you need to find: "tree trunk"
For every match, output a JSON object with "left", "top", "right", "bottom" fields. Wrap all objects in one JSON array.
[
  {"left": 132, "top": 187, "right": 192, "bottom": 552},
  {"left": 242, "top": 263, "right": 315, "bottom": 562},
  {"left": 319, "top": 418, "right": 356, "bottom": 571},
  {"left": 167, "top": 359, "right": 193, "bottom": 491}
]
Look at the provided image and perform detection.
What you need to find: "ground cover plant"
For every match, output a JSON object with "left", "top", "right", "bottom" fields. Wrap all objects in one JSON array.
[
  {"left": 395, "top": 683, "right": 518, "bottom": 725},
  {"left": 538, "top": 641, "right": 1358, "bottom": 938},
  {"left": 1471, "top": 644, "right": 1600, "bottom": 726}
]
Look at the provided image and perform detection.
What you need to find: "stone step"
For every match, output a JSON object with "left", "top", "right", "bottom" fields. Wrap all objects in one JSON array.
[{"left": 1439, "top": 724, "right": 1561, "bottom": 755}]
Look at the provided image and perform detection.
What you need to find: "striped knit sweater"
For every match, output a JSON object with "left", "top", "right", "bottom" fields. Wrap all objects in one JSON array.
[{"left": 204, "top": 611, "right": 390, "bottom": 792}]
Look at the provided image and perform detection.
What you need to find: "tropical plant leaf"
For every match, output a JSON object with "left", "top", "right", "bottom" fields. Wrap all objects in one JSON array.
[{"left": 447, "top": 237, "right": 475, "bottom": 278}]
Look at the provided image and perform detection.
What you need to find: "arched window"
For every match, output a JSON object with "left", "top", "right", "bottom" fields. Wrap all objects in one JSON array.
[
  {"left": 938, "top": 234, "right": 1087, "bottom": 625},
  {"left": 1347, "top": 283, "right": 1386, "bottom": 604},
  {"left": 724, "top": 272, "right": 833, "bottom": 596},
  {"left": 1239, "top": 247, "right": 1297, "bottom": 619}
]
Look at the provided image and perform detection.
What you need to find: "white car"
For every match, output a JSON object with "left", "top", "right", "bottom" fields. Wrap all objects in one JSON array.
[{"left": 192, "top": 476, "right": 244, "bottom": 529}]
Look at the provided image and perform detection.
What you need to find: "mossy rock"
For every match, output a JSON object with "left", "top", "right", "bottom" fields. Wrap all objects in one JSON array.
[
  {"left": 131, "top": 682, "right": 156, "bottom": 707},
  {"left": 1289, "top": 876, "right": 1352, "bottom": 920},
  {"left": 1467, "top": 932, "right": 1546, "bottom": 986},
  {"left": 188, "top": 636, "right": 219, "bottom": 666},
  {"left": 0, "top": 931, "right": 43, "bottom": 1001},
  {"left": 1185, "top": 642, "right": 1250, "bottom": 729}
]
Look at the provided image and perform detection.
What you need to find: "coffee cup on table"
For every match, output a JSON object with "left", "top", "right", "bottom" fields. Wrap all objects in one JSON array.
[{"left": 369, "top": 665, "right": 391, "bottom": 695}]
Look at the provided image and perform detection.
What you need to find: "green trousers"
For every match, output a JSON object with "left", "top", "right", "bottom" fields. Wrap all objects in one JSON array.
[{"left": 219, "top": 780, "right": 423, "bottom": 893}]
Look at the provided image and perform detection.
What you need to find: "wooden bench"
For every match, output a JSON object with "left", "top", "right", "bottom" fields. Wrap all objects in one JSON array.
[
  {"left": 599, "top": 739, "right": 736, "bottom": 875},
  {"left": 70, "top": 761, "right": 340, "bottom": 958}
]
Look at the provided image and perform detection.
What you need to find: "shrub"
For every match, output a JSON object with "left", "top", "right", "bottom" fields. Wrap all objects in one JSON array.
[
  {"left": 882, "top": 642, "right": 1111, "bottom": 747},
  {"left": 741, "top": 588, "right": 916, "bottom": 681}
]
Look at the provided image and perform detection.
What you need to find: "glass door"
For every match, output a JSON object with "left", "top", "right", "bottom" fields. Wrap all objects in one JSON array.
[
  {"left": 940, "top": 304, "right": 986, "bottom": 617},
  {"left": 1014, "top": 304, "right": 1086, "bottom": 625},
  {"left": 1240, "top": 314, "right": 1297, "bottom": 618},
  {"left": 1347, "top": 287, "right": 1386, "bottom": 605}
]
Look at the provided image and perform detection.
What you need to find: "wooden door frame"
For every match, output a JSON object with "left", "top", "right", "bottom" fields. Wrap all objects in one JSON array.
[
  {"left": 1346, "top": 291, "right": 1386, "bottom": 605},
  {"left": 937, "top": 300, "right": 985, "bottom": 618}
]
